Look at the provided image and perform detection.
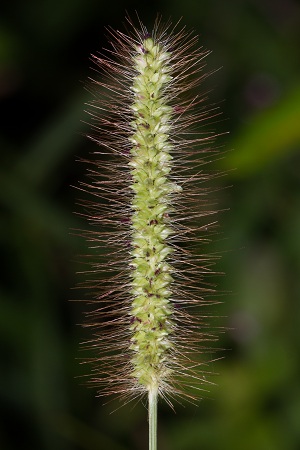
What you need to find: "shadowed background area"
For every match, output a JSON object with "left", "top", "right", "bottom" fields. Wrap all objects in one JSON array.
[{"left": 1, "top": 0, "right": 300, "bottom": 449}]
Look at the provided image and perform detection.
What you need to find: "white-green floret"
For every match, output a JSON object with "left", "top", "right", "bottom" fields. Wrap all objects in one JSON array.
[{"left": 128, "top": 38, "right": 181, "bottom": 393}]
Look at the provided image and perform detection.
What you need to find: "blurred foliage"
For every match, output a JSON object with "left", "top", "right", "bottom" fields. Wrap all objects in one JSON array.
[{"left": 1, "top": 0, "right": 300, "bottom": 449}]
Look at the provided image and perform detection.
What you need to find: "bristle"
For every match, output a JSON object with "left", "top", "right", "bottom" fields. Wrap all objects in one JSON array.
[{"left": 78, "top": 16, "right": 222, "bottom": 405}]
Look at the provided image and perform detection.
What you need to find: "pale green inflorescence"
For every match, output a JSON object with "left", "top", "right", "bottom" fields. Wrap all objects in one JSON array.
[{"left": 128, "top": 37, "right": 181, "bottom": 393}]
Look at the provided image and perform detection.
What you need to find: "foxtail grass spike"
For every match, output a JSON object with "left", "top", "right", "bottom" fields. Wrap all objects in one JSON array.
[{"left": 78, "top": 14, "right": 223, "bottom": 449}]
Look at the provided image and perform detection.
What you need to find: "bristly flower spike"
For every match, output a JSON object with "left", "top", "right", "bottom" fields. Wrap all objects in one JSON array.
[{"left": 79, "top": 14, "right": 223, "bottom": 450}]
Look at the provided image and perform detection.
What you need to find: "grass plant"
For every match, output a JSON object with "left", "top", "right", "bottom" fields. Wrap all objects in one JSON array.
[{"left": 79, "top": 15, "right": 223, "bottom": 450}]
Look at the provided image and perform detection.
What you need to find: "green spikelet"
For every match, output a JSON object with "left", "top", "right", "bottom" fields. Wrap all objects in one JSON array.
[{"left": 79, "top": 16, "right": 222, "bottom": 448}]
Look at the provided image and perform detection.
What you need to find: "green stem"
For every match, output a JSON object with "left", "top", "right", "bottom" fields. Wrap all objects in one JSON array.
[{"left": 149, "top": 389, "right": 158, "bottom": 450}]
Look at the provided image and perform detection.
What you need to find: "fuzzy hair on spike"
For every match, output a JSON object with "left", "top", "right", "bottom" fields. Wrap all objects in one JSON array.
[{"left": 77, "top": 14, "right": 224, "bottom": 449}]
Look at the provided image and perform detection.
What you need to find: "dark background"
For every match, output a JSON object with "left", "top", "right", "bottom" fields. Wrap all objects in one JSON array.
[{"left": 1, "top": 0, "right": 300, "bottom": 449}]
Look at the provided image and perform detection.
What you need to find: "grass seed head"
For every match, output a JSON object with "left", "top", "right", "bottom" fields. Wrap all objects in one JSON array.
[{"left": 79, "top": 15, "right": 223, "bottom": 406}]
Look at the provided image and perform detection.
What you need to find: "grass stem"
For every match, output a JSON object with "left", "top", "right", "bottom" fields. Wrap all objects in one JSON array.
[{"left": 149, "top": 388, "right": 158, "bottom": 450}]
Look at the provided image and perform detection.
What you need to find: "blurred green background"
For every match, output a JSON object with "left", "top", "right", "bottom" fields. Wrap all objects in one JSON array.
[{"left": 1, "top": 0, "right": 300, "bottom": 449}]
